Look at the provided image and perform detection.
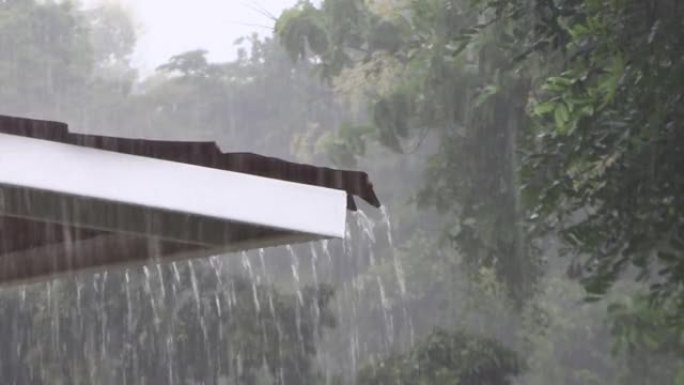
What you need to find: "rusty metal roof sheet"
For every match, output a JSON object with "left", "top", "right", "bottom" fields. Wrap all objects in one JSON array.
[
  {"left": 0, "top": 115, "right": 380, "bottom": 211},
  {"left": 0, "top": 114, "right": 381, "bottom": 285}
]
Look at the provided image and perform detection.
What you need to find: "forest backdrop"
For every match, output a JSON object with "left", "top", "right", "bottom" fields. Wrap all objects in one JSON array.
[{"left": 0, "top": 0, "right": 682, "bottom": 384}]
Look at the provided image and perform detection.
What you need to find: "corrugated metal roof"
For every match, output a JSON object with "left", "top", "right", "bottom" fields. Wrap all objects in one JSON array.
[
  {"left": 0, "top": 114, "right": 380, "bottom": 210},
  {"left": 0, "top": 114, "right": 380, "bottom": 285}
]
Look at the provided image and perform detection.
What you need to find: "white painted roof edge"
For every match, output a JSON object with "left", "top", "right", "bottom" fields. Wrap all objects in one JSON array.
[{"left": 0, "top": 133, "right": 348, "bottom": 238}]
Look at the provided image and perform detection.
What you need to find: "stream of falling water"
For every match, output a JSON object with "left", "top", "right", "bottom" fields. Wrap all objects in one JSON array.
[{"left": 0, "top": 208, "right": 410, "bottom": 385}]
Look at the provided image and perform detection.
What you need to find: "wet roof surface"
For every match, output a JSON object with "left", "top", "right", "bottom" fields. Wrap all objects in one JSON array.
[
  {"left": 0, "top": 114, "right": 379, "bottom": 285},
  {"left": 0, "top": 114, "right": 380, "bottom": 211}
]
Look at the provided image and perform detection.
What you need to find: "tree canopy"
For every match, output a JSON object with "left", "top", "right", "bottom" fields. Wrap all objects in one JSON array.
[{"left": 0, "top": 0, "right": 683, "bottom": 383}]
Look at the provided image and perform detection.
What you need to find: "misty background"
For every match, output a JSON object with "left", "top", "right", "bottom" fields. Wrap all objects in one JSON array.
[
  {"left": 0, "top": 0, "right": 682, "bottom": 384},
  {"left": 80, "top": 0, "right": 297, "bottom": 73}
]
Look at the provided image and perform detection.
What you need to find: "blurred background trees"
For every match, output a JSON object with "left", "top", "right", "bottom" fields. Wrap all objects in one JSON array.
[{"left": 0, "top": 0, "right": 682, "bottom": 384}]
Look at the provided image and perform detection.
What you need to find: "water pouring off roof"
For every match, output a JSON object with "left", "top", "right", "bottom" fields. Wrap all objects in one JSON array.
[{"left": 0, "top": 115, "right": 381, "bottom": 286}]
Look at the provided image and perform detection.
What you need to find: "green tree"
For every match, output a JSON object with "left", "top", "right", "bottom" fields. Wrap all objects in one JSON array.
[
  {"left": 276, "top": 0, "right": 684, "bottom": 321},
  {"left": 121, "top": 36, "right": 345, "bottom": 160},
  {"left": 0, "top": 0, "right": 137, "bottom": 132},
  {"left": 519, "top": 0, "right": 684, "bottom": 308},
  {"left": 0, "top": 0, "right": 93, "bottom": 118},
  {"left": 276, "top": 0, "right": 539, "bottom": 306},
  {"left": 276, "top": 0, "right": 684, "bottom": 382},
  {"left": 607, "top": 294, "right": 684, "bottom": 384},
  {"left": 86, "top": 1, "right": 138, "bottom": 90},
  {"left": 357, "top": 329, "right": 524, "bottom": 385}
]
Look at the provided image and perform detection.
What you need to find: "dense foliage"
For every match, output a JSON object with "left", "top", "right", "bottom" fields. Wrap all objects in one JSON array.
[
  {"left": 0, "top": 0, "right": 682, "bottom": 383},
  {"left": 276, "top": 0, "right": 539, "bottom": 305},
  {"left": 276, "top": 0, "right": 684, "bottom": 304},
  {"left": 357, "top": 329, "right": 523, "bottom": 385},
  {"left": 275, "top": 0, "right": 684, "bottom": 382}
]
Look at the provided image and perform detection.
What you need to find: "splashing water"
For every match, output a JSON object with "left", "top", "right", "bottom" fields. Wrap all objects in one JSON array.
[
  {"left": 0, "top": 208, "right": 411, "bottom": 385},
  {"left": 241, "top": 251, "right": 261, "bottom": 313},
  {"left": 381, "top": 206, "right": 407, "bottom": 297}
]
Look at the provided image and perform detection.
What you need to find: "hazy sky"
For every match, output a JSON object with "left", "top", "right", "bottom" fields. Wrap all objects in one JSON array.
[{"left": 90, "top": 0, "right": 298, "bottom": 73}]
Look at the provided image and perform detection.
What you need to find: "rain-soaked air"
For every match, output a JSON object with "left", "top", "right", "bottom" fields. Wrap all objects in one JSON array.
[{"left": 0, "top": 0, "right": 681, "bottom": 384}]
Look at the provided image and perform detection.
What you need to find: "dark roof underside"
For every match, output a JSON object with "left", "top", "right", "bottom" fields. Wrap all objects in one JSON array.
[{"left": 0, "top": 114, "right": 381, "bottom": 285}]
